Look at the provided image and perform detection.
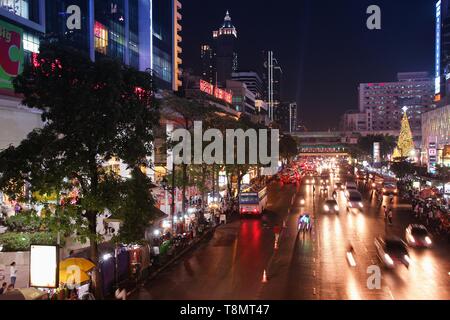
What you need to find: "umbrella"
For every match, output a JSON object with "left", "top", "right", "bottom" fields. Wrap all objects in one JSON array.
[
  {"left": 59, "top": 268, "right": 91, "bottom": 286},
  {"left": 0, "top": 288, "right": 47, "bottom": 300},
  {"left": 59, "top": 258, "right": 95, "bottom": 273}
]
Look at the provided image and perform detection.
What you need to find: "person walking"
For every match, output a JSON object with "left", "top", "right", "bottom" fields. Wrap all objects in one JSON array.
[
  {"left": 383, "top": 206, "right": 388, "bottom": 221},
  {"left": 9, "top": 262, "right": 17, "bottom": 288},
  {"left": 388, "top": 208, "right": 393, "bottom": 225}
]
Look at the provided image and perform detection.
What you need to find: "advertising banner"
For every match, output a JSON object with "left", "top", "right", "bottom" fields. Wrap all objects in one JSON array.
[{"left": 0, "top": 19, "right": 24, "bottom": 91}]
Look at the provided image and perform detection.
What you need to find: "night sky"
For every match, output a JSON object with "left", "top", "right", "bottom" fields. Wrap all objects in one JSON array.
[{"left": 182, "top": 0, "right": 435, "bottom": 131}]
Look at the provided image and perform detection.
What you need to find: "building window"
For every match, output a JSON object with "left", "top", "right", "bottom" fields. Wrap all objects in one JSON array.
[
  {"left": 0, "top": 0, "right": 29, "bottom": 19},
  {"left": 23, "top": 32, "right": 39, "bottom": 53},
  {"left": 94, "top": 21, "right": 108, "bottom": 55}
]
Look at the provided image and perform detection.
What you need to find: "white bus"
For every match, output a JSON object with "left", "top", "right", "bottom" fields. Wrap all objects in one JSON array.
[{"left": 239, "top": 186, "right": 268, "bottom": 216}]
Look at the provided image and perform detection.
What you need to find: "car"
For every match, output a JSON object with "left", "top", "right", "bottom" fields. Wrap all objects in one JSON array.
[
  {"left": 374, "top": 237, "right": 411, "bottom": 269},
  {"left": 304, "top": 178, "right": 316, "bottom": 184},
  {"left": 323, "top": 199, "right": 339, "bottom": 213},
  {"left": 299, "top": 197, "right": 306, "bottom": 206},
  {"left": 381, "top": 182, "right": 398, "bottom": 195},
  {"left": 346, "top": 190, "right": 364, "bottom": 213},
  {"left": 405, "top": 224, "right": 433, "bottom": 248},
  {"left": 334, "top": 182, "right": 344, "bottom": 190}
]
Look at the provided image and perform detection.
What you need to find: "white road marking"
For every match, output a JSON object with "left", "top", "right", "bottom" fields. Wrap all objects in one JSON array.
[
  {"left": 387, "top": 288, "right": 395, "bottom": 300},
  {"left": 313, "top": 288, "right": 317, "bottom": 295}
]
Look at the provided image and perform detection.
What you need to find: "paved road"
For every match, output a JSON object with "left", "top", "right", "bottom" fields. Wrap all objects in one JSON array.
[{"left": 132, "top": 175, "right": 450, "bottom": 300}]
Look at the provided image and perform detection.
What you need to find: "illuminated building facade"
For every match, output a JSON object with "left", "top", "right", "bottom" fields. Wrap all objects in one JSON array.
[
  {"left": 359, "top": 72, "right": 436, "bottom": 143},
  {"left": 45, "top": 0, "right": 182, "bottom": 91}
]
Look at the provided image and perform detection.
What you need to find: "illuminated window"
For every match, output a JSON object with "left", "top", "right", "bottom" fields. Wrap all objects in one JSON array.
[
  {"left": 0, "top": 0, "right": 29, "bottom": 19},
  {"left": 94, "top": 21, "right": 108, "bottom": 55},
  {"left": 23, "top": 32, "right": 39, "bottom": 53}
]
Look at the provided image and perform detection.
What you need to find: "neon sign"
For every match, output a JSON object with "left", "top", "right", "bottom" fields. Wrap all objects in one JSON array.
[
  {"left": 199, "top": 79, "right": 233, "bottom": 104},
  {"left": 436, "top": 0, "right": 442, "bottom": 95},
  {"left": 200, "top": 79, "right": 214, "bottom": 95}
]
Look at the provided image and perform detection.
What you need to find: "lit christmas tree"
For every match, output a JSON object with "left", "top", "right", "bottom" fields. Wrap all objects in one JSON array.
[{"left": 393, "top": 108, "right": 415, "bottom": 160}]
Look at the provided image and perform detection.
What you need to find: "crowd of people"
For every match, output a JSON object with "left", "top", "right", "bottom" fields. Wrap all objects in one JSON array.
[{"left": 410, "top": 196, "right": 450, "bottom": 238}]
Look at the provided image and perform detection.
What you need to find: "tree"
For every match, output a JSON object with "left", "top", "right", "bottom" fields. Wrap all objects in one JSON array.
[
  {"left": 390, "top": 160, "right": 415, "bottom": 180},
  {"left": 279, "top": 134, "right": 298, "bottom": 165},
  {"left": 394, "top": 111, "right": 415, "bottom": 160},
  {"left": 0, "top": 39, "right": 159, "bottom": 298},
  {"left": 355, "top": 134, "right": 397, "bottom": 160},
  {"left": 161, "top": 94, "right": 219, "bottom": 214}
]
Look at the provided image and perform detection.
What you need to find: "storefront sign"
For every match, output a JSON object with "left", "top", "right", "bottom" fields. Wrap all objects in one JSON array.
[
  {"left": 0, "top": 19, "right": 24, "bottom": 91},
  {"left": 373, "top": 142, "right": 381, "bottom": 163},
  {"left": 30, "top": 245, "right": 59, "bottom": 288},
  {"left": 445, "top": 183, "right": 450, "bottom": 195},
  {"left": 199, "top": 79, "right": 233, "bottom": 104},
  {"left": 428, "top": 137, "right": 438, "bottom": 174}
]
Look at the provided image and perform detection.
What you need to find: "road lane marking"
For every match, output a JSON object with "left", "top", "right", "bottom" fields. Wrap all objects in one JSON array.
[
  {"left": 386, "top": 287, "right": 395, "bottom": 300},
  {"left": 313, "top": 288, "right": 317, "bottom": 295},
  {"left": 313, "top": 271, "right": 316, "bottom": 278}
]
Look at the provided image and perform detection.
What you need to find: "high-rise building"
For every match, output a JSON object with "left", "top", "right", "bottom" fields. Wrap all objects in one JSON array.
[
  {"left": 0, "top": 0, "right": 45, "bottom": 149},
  {"left": 275, "top": 102, "right": 297, "bottom": 133},
  {"left": 359, "top": 72, "right": 436, "bottom": 142},
  {"left": 0, "top": 0, "right": 182, "bottom": 150},
  {"left": 262, "top": 50, "right": 282, "bottom": 121},
  {"left": 231, "top": 71, "right": 263, "bottom": 99},
  {"left": 212, "top": 11, "right": 237, "bottom": 87},
  {"left": 201, "top": 44, "right": 214, "bottom": 84},
  {"left": 45, "top": 0, "right": 182, "bottom": 91}
]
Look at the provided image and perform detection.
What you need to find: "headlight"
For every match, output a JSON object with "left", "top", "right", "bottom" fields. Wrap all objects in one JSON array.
[
  {"left": 404, "top": 255, "right": 412, "bottom": 264},
  {"left": 324, "top": 205, "right": 329, "bottom": 211},
  {"left": 348, "top": 202, "right": 353, "bottom": 208},
  {"left": 334, "top": 205, "right": 339, "bottom": 211},
  {"left": 425, "top": 237, "right": 432, "bottom": 245},
  {"left": 300, "top": 199, "right": 305, "bottom": 205},
  {"left": 372, "top": 183, "right": 376, "bottom": 188},
  {"left": 394, "top": 190, "right": 398, "bottom": 193},
  {"left": 358, "top": 202, "right": 364, "bottom": 208},
  {"left": 384, "top": 254, "right": 394, "bottom": 265},
  {"left": 382, "top": 188, "right": 386, "bottom": 192},
  {"left": 408, "top": 235, "right": 416, "bottom": 243}
]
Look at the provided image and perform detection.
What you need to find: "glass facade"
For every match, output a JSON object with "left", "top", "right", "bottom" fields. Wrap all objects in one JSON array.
[
  {"left": 95, "top": 0, "right": 126, "bottom": 63},
  {"left": 152, "top": 0, "right": 173, "bottom": 89},
  {"left": 45, "top": 0, "right": 90, "bottom": 53},
  {"left": 0, "top": 0, "right": 39, "bottom": 22}
]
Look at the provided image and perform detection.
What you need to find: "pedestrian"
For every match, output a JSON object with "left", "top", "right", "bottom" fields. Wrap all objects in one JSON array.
[
  {"left": 9, "top": 262, "right": 17, "bottom": 288},
  {"left": 383, "top": 206, "right": 388, "bottom": 220},
  {"left": 388, "top": 209, "right": 393, "bottom": 225},
  {"left": 0, "top": 282, "right": 6, "bottom": 294}
]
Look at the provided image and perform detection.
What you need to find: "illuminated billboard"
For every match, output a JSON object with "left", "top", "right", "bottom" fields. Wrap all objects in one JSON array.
[
  {"left": 30, "top": 245, "right": 59, "bottom": 288},
  {"left": 436, "top": 0, "right": 441, "bottom": 95},
  {"left": 0, "top": 19, "right": 24, "bottom": 91},
  {"left": 199, "top": 79, "right": 233, "bottom": 104}
]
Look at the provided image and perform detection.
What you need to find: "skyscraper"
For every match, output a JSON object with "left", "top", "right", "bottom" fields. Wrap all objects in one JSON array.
[
  {"left": 201, "top": 44, "right": 215, "bottom": 84},
  {"left": 212, "top": 11, "right": 238, "bottom": 87},
  {"left": 262, "top": 50, "right": 282, "bottom": 121},
  {"left": 45, "top": 0, "right": 182, "bottom": 91}
]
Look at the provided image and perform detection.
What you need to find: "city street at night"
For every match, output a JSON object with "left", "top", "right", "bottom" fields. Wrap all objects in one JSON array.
[
  {"left": 132, "top": 169, "right": 450, "bottom": 300},
  {"left": 1, "top": 0, "right": 450, "bottom": 307}
]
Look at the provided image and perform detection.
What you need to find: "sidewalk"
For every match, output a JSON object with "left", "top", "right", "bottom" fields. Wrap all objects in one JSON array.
[{"left": 107, "top": 222, "right": 223, "bottom": 299}]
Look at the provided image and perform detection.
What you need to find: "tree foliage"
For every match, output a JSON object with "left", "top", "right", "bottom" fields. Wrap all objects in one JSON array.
[{"left": 0, "top": 39, "right": 160, "bottom": 297}]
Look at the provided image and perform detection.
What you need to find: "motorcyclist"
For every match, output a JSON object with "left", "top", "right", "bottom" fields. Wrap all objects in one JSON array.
[{"left": 298, "top": 214, "right": 311, "bottom": 231}]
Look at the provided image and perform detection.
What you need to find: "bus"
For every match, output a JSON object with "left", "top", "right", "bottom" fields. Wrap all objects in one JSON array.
[{"left": 239, "top": 186, "right": 268, "bottom": 216}]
